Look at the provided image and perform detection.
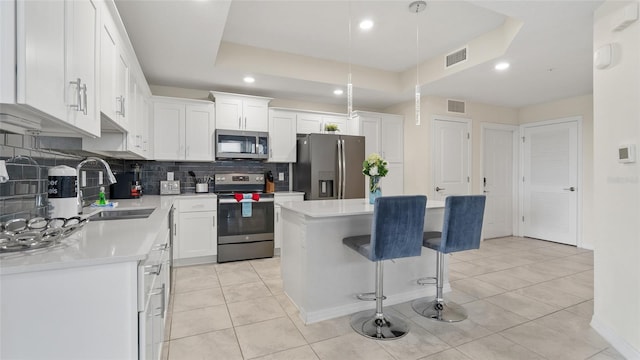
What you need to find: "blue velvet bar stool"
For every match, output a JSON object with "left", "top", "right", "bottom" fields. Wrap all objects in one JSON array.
[
  {"left": 412, "top": 195, "right": 486, "bottom": 322},
  {"left": 342, "top": 195, "right": 427, "bottom": 340}
]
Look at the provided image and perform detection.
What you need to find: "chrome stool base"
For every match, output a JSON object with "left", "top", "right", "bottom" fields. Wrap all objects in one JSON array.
[
  {"left": 411, "top": 298, "right": 467, "bottom": 323},
  {"left": 350, "top": 310, "right": 410, "bottom": 340}
]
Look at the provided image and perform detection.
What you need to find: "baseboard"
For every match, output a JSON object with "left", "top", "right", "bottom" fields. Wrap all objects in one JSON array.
[
  {"left": 300, "top": 283, "right": 450, "bottom": 324},
  {"left": 591, "top": 315, "right": 640, "bottom": 359},
  {"left": 173, "top": 255, "right": 217, "bottom": 267}
]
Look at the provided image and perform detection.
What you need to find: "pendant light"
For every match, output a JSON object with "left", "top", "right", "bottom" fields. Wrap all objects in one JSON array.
[
  {"left": 409, "top": 1, "right": 426, "bottom": 125},
  {"left": 347, "top": 2, "right": 353, "bottom": 120}
]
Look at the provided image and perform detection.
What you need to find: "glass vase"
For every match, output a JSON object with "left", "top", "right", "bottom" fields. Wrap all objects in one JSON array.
[{"left": 369, "top": 176, "right": 382, "bottom": 204}]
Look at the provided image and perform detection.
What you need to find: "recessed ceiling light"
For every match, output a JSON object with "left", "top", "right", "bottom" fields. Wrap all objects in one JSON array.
[
  {"left": 333, "top": 89, "right": 344, "bottom": 95},
  {"left": 359, "top": 19, "right": 374, "bottom": 30},
  {"left": 243, "top": 76, "right": 255, "bottom": 83},
  {"left": 494, "top": 62, "right": 510, "bottom": 71}
]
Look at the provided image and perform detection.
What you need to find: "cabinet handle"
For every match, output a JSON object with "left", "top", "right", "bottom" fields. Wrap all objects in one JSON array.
[
  {"left": 121, "top": 96, "right": 125, "bottom": 117},
  {"left": 238, "top": 116, "right": 241, "bottom": 129},
  {"left": 213, "top": 216, "right": 216, "bottom": 227},
  {"left": 144, "top": 263, "right": 162, "bottom": 275},
  {"left": 81, "top": 83, "right": 88, "bottom": 115},
  {"left": 244, "top": 117, "right": 247, "bottom": 129},
  {"left": 115, "top": 96, "right": 122, "bottom": 115},
  {"left": 153, "top": 243, "right": 168, "bottom": 251},
  {"left": 276, "top": 212, "right": 279, "bottom": 222},
  {"left": 186, "top": 145, "right": 190, "bottom": 156},
  {"left": 69, "top": 78, "right": 82, "bottom": 112}
]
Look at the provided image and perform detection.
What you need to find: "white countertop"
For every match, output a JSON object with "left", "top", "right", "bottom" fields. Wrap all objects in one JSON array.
[
  {"left": 279, "top": 198, "right": 445, "bottom": 218},
  {"left": 0, "top": 195, "right": 195, "bottom": 275}
]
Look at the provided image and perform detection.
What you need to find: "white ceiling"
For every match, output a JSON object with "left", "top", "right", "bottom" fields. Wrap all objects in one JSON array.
[{"left": 115, "top": 0, "right": 602, "bottom": 110}]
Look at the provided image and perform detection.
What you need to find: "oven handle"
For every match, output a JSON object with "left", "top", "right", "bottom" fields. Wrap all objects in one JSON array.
[{"left": 218, "top": 198, "right": 275, "bottom": 204}]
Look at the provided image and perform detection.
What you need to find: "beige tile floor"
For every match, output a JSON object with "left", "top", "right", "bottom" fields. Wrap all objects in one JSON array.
[{"left": 161, "top": 237, "right": 624, "bottom": 360}]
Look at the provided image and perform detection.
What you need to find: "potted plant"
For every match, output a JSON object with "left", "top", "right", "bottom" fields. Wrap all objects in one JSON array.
[{"left": 324, "top": 123, "right": 339, "bottom": 133}]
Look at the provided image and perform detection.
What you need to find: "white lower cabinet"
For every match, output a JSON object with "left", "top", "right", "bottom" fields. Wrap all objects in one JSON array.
[
  {"left": 274, "top": 193, "right": 304, "bottom": 251},
  {"left": 173, "top": 197, "right": 217, "bottom": 265},
  {"left": 0, "top": 222, "right": 170, "bottom": 360}
]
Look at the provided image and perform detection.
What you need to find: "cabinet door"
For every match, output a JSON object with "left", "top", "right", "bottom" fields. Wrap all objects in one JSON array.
[
  {"left": 99, "top": 18, "right": 117, "bottom": 122},
  {"left": 153, "top": 102, "right": 185, "bottom": 160},
  {"left": 360, "top": 116, "right": 380, "bottom": 157},
  {"left": 322, "top": 115, "right": 347, "bottom": 134},
  {"left": 380, "top": 162, "right": 404, "bottom": 196},
  {"left": 115, "top": 51, "right": 129, "bottom": 128},
  {"left": 381, "top": 116, "right": 404, "bottom": 163},
  {"left": 296, "top": 113, "right": 322, "bottom": 134},
  {"left": 268, "top": 110, "right": 296, "bottom": 162},
  {"left": 177, "top": 211, "right": 216, "bottom": 259},
  {"left": 66, "top": 0, "right": 100, "bottom": 137},
  {"left": 215, "top": 97, "right": 242, "bottom": 130},
  {"left": 17, "top": 0, "right": 67, "bottom": 122},
  {"left": 185, "top": 104, "right": 214, "bottom": 161},
  {"left": 243, "top": 99, "right": 269, "bottom": 132}
]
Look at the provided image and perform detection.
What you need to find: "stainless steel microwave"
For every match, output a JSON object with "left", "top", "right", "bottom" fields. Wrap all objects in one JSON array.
[{"left": 215, "top": 129, "right": 269, "bottom": 160}]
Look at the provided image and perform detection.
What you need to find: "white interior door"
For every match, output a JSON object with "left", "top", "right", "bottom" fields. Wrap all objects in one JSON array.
[
  {"left": 522, "top": 120, "right": 579, "bottom": 245},
  {"left": 482, "top": 125, "right": 516, "bottom": 239},
  {"left": 432, "top": 118, "right": 471, "bottom": 200}
]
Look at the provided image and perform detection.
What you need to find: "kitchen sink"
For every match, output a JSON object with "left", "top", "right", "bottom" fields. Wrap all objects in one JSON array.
[{"left": 88, "top": 208, "right": 155, "bottom": 221}]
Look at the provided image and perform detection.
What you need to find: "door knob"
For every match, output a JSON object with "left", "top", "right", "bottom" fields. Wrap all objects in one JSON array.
[
  {"left": 563, "top": 186, "right": 576, "bottom": 191},
  {"left": 435, "top": 186, "right": 445, "bottom": 192}
]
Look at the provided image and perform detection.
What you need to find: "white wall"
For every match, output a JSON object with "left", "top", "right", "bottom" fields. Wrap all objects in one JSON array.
[
  {"left": 591, "top": 1, "right": 640, "bottom": 358},
  {"left": 385, "top": 95, "right": 518, "bottom": 196},
  {"left": 518, "top": 95, "right": 595, "bottom": 249}
]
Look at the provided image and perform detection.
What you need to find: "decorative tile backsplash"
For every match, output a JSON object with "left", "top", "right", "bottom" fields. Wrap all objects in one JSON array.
[
  {"left": 1, "top": 132, "right": 291, "bottom": 222},
  {"left": 122, "top": 159, "right": 289, "bottom": 195}
]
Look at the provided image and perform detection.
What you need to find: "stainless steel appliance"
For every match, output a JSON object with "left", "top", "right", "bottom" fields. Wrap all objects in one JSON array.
[
  {"left": 215, "top": 129, "right": 269, "bottom": 160},
  {"left": 294, "top": 133, "right": 365, "bottom": 200},
  {"left": 214, "top": 173, "right": 274, "bottom": 263}
]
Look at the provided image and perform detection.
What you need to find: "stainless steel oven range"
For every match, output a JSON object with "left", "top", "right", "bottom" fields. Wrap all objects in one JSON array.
[{"left": 214, "top": 173, "right": 274, "bottom": 263}]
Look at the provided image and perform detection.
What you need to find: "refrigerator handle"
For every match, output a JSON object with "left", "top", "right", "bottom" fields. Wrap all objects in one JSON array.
[
  {"left": 337, "top": 139, "right": 343, "bottom": 199},
  {"left": 341, "top": 139, "right": 346, "bottom": 198}
]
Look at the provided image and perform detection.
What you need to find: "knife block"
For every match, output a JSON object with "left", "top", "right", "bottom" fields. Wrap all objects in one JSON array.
[{"left": 265, "top": 180, "right": 275, "bottom": 193}]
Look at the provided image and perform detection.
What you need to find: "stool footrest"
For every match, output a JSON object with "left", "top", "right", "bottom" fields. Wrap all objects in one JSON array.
[
  {"left": 416, "top": 277, "right": 437, "bottom": 286},
  {"left": 356, "top": 292, "right": 387, "bottom": 301}
]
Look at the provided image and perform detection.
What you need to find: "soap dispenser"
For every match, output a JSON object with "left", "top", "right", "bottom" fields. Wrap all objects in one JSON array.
[{"left": 98, "top": 186, "right": 107, "bottom": 205}]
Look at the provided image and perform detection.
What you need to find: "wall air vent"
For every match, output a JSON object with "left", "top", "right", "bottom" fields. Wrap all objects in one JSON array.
[
  {"left": 447, "top": 99, "right": 466, "bottom": 114},
  {"left": 445, "top": 47, "right": 468, "bottom": 68}
]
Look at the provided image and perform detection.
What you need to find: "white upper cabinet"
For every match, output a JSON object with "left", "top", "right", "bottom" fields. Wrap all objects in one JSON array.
[
  {"left": 353, "top": 111, "right": 405, "bottom": 195},
  {"left": 380, "top": 114, "right": 403, "bottom": 163},
  {"left": 209, "top": 92, "right": 271, "bottom": 132},
  {"left": 153, "top": 101, "right": 185, "bottom": 160},
  {"left": 295, "top": 112, "right": 349, "bottom": 135},
  {"left": 185, "top": 104, "right": 215, "bottom": 160},
  {"left": 65, "top": 0, "right": 100, "bottom": 136},
  {"left": 296, "top": 112, "right": 323, "bottom": 134},
  {"left": 152, "top": 97, "right": 215, "bottom": 161},
  {"left": 3, "top": 0, "right": 100, "bottom": 137},
  {"left": 16, "top": 0, "right": 67, "bottom": 122},
  {"left": 268, "top": 109, "right": 296, "bottom": 163},
  {"left": 99, "top": 12, "right": 130, "bottom": 131}
]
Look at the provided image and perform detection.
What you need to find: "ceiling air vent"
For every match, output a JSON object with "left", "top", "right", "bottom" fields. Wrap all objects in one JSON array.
[
  {"left": 447, "top": 99, "right": 466, "bottom": 114},
  {"left": 445, "top": 47, "right": 468, "bottom": 68}
]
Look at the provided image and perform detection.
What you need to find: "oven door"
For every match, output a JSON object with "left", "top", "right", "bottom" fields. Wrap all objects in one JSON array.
[{"left": 217, "top": 198, "right": 274, "bottom": 244}]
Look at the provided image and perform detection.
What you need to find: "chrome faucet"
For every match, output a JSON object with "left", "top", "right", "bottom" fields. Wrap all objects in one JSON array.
[{"left": 76, "top": 157, "right": 117, "bottom": 214}]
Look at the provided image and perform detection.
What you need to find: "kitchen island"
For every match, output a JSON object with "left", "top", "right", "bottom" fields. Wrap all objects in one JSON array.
[{"left": 279, "top": 198, "right": 447, "bottom": 324}]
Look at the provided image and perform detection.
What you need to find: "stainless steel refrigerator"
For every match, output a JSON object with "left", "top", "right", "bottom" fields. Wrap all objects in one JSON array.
[{"left": 294, "top": 133, "right": 365, "bottom": 200}]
